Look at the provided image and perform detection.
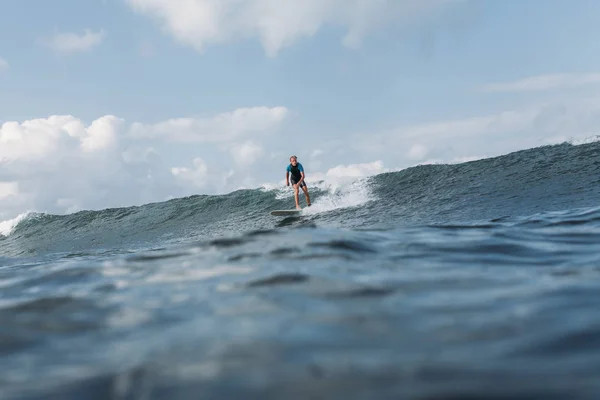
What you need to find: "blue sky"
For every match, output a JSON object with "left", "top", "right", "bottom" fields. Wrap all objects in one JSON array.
[{"left": 1, "top": 0, "right": 600, "bottom": 219}]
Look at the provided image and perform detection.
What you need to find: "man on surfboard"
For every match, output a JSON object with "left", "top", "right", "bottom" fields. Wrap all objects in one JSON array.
[{"left": 286, "top": 155, "right": 311, "bottom": 210}]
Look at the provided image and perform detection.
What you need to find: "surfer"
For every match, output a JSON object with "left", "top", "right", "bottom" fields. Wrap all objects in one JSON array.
[{"left": 286, "top": 155, "right": 311, "bottom": 209}]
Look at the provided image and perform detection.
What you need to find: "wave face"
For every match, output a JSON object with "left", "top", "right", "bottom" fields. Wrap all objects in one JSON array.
[
  {"left": 367, "top": 140, "right": 600, "bottom": 225},
  {"left": 2, "top": 141, "right": 600, "bottom": 399},
  {"left": 3, "top": 141, "right": 600, "bottom": 256}
]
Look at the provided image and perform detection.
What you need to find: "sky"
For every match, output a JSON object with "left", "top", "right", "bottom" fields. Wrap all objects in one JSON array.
[{"left": 1, "top": 0, "right": 600, "bottom": 219}]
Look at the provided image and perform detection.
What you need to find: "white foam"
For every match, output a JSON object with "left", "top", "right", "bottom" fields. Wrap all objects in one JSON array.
[
  {"left": 570, "top": 134, "right": 600, "bottom": 146},
  {"left": 0, "top": 212, "right": 31, "bottom": 236},
  {"left": 301, "top": 177, "right": 375, "bottom": 215},
  {"left": 260, "top": 162, "right": 380, "bottom": 215}
]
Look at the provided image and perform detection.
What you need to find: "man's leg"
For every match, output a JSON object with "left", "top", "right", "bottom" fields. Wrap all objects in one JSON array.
[
  {"left": 293, "top": 184, "right": 301, "bottom": 209},
  {"left": 301, "top": 184, "right": 311, "bottom": 206}
]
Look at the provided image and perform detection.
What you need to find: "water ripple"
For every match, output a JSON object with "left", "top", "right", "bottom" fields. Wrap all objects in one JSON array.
[{"left": 2, "top": 204, "right": 600, "bottom": 399}]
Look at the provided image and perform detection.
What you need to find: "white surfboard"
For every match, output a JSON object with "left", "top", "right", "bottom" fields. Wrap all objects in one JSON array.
[{"left": 270, "top": 209, "right": 302, "bottom": 216}]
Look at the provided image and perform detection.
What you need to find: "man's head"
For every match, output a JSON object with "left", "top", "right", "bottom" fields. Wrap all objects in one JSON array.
[{"left": 289, "top": 155, "right": 298, "bottom": 165}]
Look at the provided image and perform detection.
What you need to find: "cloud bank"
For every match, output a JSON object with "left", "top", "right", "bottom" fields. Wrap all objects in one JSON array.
[
  {"left": 0, "top": 106, "right": 288, "bottom": 219},
  {"left": 355, "top": 94, "right": 600, "bottom": 166},
  {"left": 125, "top": 0, "right": 460, "bottom": 56}
]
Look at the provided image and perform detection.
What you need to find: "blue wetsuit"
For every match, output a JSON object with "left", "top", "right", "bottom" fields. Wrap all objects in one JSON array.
[{"left": 287, "top": 163, "right": 306, "bottom": 187}]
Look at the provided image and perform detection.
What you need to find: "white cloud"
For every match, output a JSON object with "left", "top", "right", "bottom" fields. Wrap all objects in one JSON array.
[
  {"left": 403, "top": 110, "right": 534, "bottom": 140},
  {"left": 0, "top": 182, "right": 18, "bottom": 200},
  {"left": 129, "top": 106, "right": 288, "bottom": 142},
  {"left": 0, "top": 106, "right": 290, "bottom": 220},
  {"left": 0, "top": 115, "right": 119, "bottom": 162},
  {"left": 171, "top": 157, "right": 209, "bottom": 186},
  {"left": 80, "top": 116, "right": 121, "bottom": 152},
  {"left": 356, "top": 95, "right": 600, "bottom": 168},
  {"left": 171, "top": 157, "right": 237, "bottom": 192},
  {"left": 0, "top": 115, "right": 141, "bottom": 219},
  {"left": 44, "top": 29, "right": 106, "bottom": 53},
  {"left": 358, "top": 109, "right": 535, "bottom": 156},
  {"left": 229, "top": 141, "right": 264, "bottom": 164},
  {"left": 480, "top": 73, "right": 600, "bottom": 93},
  {"left": 125, "top": 0, "right": 460, "bottom": 56},
  {"left": 0, "top": 57, "right": 8, "bottom": 71}
]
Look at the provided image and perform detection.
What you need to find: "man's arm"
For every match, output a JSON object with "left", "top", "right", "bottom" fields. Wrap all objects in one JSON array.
[{"left": 285, "top": 171, "right": 289, "bottom": 185}]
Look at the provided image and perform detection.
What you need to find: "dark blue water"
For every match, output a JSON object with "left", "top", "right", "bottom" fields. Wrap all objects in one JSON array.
[{"left": 1, "top": 141, "right": 600, "bottom": 399}]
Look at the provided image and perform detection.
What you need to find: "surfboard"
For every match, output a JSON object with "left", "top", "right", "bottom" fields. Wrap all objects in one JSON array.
[{"left": 270, "top": 209, "right": 302, "bottom": 216}]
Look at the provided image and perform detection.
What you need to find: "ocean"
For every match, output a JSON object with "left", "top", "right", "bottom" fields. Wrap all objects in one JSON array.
[{"left": 2, "top": 141, "right": 600, "bottom": 399}]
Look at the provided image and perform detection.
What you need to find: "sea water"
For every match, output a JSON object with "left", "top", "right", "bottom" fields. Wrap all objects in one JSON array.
[{"left": 1, "top": 141, "right": 600, "bottom": 399}]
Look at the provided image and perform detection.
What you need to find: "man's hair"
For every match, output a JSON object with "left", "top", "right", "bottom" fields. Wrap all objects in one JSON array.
[{"left": 290, "top": 155, "right": 297, "bottom": 161}]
